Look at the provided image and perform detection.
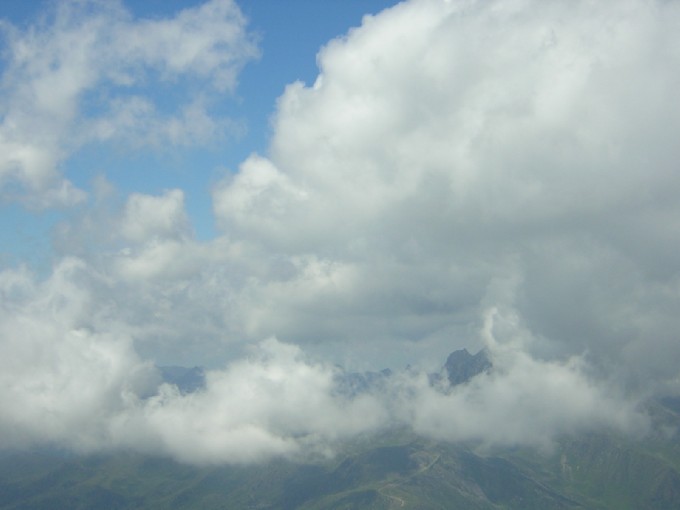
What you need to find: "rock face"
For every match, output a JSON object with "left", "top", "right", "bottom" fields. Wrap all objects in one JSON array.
[
  {"left": 334, "top": 368, "right": 393, "bottom": 397},
  {"left": 444, "top": 348, "right": 492, "bottom": 386}
]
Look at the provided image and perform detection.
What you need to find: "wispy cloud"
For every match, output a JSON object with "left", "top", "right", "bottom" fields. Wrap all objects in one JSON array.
[{"left": 0, "top": 0, "right": 258, "bottom": 208}]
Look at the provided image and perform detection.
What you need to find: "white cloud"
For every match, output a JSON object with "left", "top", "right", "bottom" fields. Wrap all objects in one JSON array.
[
  {"left": 211, "top": 0, "right": 680, "bottom": 384},
  {"left": 0, "top": 0, "right": 258, "bottom": 207},
  {"left": 0, "top": 259, "right": 155, "bottom": 451},
  {"left": 0, "top": 259, "right": 390, "bottom": 462},
  {"left": 113, "top": 339, "right": 387, "bottom": 464},
  {"left": 400, "top": 307, "right": 647, "bottom": 448},
  {"left": 1, "top": 0, "right": 680, "bottom": 463},
  {"left": 0, "top": 257, "right": 645, "bottom": 462},
  {"left": 113, "top": 0, "right": 255, "bottom": 89},
  {"left": 0, "top": 258, "right": 642, "bottom": 462},
  {"left": 402, "top": 353, "right": 645, "bottom": 449},
  {"left": 120, "top": 189, "right": 189, "bottom": 243},
  {"left": 43, "top": 0, "right": 680, "bottom": 397}
]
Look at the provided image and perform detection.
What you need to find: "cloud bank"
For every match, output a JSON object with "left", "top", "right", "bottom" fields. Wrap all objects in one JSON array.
[
  {"left": 1, "top": 0, "right": 680, "bottom": 463},
  {"left": 0, "top": 262, "right": 643, "bottom": 463}
]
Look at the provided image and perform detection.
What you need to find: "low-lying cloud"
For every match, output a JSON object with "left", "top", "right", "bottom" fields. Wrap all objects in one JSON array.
[
  {"left": 0, "top": 260, "right": 647, "bottom": 464},
  {"left": 0, "top": 269, "right": 643, "bottom": 464}
]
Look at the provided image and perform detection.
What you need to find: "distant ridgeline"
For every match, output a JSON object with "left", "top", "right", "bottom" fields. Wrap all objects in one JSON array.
[
  {"left": 158, "top": 348, "right": 492, "bottom": 396},
  {"left": 334, "top": 348, "right": 492, "bottom": 398}
]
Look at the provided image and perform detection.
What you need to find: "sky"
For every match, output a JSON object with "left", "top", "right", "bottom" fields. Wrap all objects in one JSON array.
[{"left": 0, "top": 0, "right": 679, "bottom": 464}]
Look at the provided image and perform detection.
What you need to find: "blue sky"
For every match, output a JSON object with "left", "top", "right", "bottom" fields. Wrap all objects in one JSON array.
[
  {"left": 1, "top": 0, "right": 680, "bottom": 463},
  {"left": 0, "top": 0, "right": 399, "bottom": 265}
]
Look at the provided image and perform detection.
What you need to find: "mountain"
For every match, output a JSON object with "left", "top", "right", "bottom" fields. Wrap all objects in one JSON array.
[
  {"left": 444, "top": 348, "right": 492, "bottom": 386},
  {"left": 428, "top": 348, "right": 492, "bottom": 388},
  {"left": 156, "top": 348, "right": 492, "bottom": 398},
  {"left": 334, "top": 368, "right": 393, "bottom": 397},
  {"left": 2, "top": 421, "right": 679, "bottom": 509},
  {"left": 2, "top": 351, "right": 680, "bottom": 509}
]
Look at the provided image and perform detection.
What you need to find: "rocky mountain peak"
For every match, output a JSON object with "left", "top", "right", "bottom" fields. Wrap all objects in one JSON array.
[{"left": 444, "top": 348, "right": 492, "bottom": 386}]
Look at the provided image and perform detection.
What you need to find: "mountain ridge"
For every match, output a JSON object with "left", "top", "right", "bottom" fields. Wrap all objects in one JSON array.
[{"left": 2, "top": 349, "right": 678, "bottom": 509}]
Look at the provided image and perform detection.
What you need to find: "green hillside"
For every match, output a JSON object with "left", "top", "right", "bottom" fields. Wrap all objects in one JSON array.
[{"left": 2, "top": 411, "right": 679, "bottom": 510}]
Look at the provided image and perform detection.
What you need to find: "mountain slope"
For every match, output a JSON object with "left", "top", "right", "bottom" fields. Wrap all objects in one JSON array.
[
  {"left": 2, "top": 350, "right": 680, "bottom": 509},
  {"left": 3, "top": 423, "right": 679, "bottom": 510}
]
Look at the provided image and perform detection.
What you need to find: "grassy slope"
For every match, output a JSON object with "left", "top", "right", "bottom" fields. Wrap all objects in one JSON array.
[{"left": 1, "top": 404, "right": 680, "bottom": 510}]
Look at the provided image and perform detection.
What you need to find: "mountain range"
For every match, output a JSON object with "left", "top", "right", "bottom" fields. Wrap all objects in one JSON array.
[{"left": 1, "top": 350, "right": 679, "bottom": 509}]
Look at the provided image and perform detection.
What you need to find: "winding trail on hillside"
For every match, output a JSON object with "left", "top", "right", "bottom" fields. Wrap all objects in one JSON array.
[
  {"left": 379, "top": 486, "right": 405, "bottom": 507},
  {"left": 377, "top": 452, "right": 441, "bottom": 508}
]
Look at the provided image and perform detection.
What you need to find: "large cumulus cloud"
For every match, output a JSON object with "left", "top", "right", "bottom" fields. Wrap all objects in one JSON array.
[{"left": 214, "top": 0, "right": 680, "bottom": 384}]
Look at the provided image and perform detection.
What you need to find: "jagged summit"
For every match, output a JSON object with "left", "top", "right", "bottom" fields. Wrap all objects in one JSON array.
[
  {"left": 444, "top": 348, "right": 492, "bottom": 386},
  {"left": 335, "top": 368, "right": 393, "bottom": 397}
]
